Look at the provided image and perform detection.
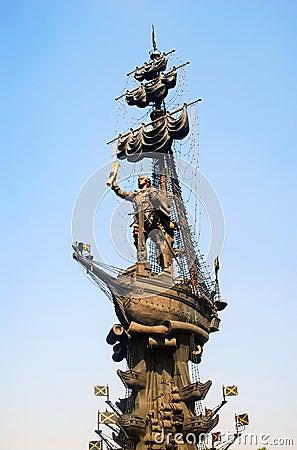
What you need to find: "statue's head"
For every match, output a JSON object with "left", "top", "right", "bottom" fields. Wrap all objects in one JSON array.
[{"left": 138, "top": 174, "right": 151, "bottom": 188}]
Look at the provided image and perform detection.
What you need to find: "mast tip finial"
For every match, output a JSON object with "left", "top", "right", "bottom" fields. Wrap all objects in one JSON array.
[{"left": 152, "top": 25, "right": 157, "bottom": 52}]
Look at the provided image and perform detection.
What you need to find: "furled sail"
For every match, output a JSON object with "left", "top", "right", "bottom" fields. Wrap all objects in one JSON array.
[
  {"left": 116, "top": 105, "right": 189, "bottom": 161},
  {"left": 126, "top": 70, "right": 177, "bottom": 108},
  {"left": 134, "top": 53, "right": 167, "bottom": 82}
]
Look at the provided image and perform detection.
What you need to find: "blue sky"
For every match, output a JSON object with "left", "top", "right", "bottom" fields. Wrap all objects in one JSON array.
[{"left": 1, "top": 1, "right": 296, "bottom": 449}]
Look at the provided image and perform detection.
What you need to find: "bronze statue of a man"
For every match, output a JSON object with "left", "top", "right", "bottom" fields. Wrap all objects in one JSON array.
[{"left": 111, "top": 175, "right": 175, "bottom": 271}]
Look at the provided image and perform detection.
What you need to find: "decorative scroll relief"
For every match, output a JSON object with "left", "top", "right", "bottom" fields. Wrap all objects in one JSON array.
[{"left": 116, "top": 105, "right": 189, "bottom": 161}]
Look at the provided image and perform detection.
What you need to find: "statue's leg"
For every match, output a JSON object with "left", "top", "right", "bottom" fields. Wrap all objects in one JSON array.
[
  {"left": 162, "top": 231, "right": 174, "bottom": 270},
  {"left": 135, "top": 213, "right": 147, "bottom": 262},
  {"left": 147, "top": 220, "right": 174, "bottom": 271},
  {"left": 150, "top": 228, "right": 168, "bottom": 270},
  {"left": 133, "top": 224, "right": 139, "bottom": 248}
]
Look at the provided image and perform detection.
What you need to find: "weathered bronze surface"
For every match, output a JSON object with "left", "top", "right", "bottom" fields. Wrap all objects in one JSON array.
[{"left": 73, "top": 33, "right": 227, "bottom": 450}]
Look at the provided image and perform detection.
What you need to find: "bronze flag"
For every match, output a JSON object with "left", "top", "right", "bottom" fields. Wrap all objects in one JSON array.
[
  {"left": 212, "top": 432, "right": 221, "bottom": 443},
  {"left": 89, "top": 441, "right": 101, "bottom": 450},
  {"left": 205, "top": 408, "right": 212, "bottom": 417},
  {"left": 94, "top": 386, "right": 109, "bottom": 397},
  {"left": 99, "top": 411, "right": 117, "bottom": 425},
  {"left": 224, "top": 385, "right": 238, "bottom": 396},
  {"left": 236, "top": 413, "right": 249, "bottom": 425}
]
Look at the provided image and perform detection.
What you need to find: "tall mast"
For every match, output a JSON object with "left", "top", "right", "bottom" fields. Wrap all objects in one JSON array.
[{"left": 113, "top": 31, "right": 212, "bottom": 297}]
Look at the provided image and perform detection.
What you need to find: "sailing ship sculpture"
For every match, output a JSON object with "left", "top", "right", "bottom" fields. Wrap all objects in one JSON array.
[{"left": 72, "top": 31, "right": 234, "bottom": 450}]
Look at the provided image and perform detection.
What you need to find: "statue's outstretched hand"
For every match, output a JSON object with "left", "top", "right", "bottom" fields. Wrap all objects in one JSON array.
[{"left": 111, "top": 181, "right": 119, "bottom": 190}]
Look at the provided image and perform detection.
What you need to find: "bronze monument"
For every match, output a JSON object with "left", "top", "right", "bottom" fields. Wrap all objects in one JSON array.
[{"left": 72, "top": 31, "right": 248, "bottom": 450}]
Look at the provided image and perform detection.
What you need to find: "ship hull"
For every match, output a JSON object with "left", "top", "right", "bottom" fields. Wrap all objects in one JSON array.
[
  {"left": 111, "top": 268, "right": 217, "bottom": 338},
  {"left": 73, "top": 253, "right": 219, "bottom": 336},
  {"left": 120, "top": 290, "right": 211, "bottom": 331}
]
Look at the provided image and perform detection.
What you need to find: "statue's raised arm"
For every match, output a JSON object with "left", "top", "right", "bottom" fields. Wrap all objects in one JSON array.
[{"left": 111, "top": 182, "right": 136, "bottom": 202}]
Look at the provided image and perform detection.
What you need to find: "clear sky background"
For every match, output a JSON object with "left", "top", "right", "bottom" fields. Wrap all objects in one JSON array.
[{"left": 1, "top": 1, "right": 296, "bottom": 449}]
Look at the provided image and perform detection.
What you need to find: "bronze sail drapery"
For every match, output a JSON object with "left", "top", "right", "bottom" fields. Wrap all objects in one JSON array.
[
  {"left": 126, "top": 70, "right": 177, "bottom": 108},
  {"left": 116, "top": 105, "right": 189, "bottom": 161},
  {"left": 134, "top": 53, "right": 167, "bottom": 81}
]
